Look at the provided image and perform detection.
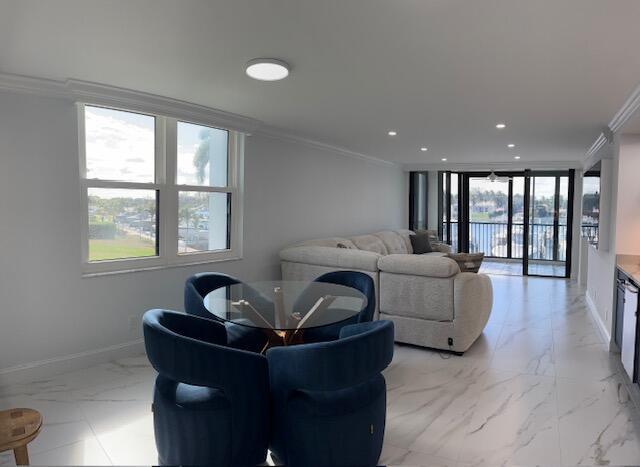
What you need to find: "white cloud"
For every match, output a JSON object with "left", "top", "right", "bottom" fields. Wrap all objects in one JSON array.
[{"left": 85, "top": 109, "right": 154, "bottom": 182}]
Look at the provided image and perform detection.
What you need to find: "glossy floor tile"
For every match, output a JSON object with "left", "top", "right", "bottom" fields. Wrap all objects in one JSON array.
[{"left": 1, "top": 275, "right": 640, "bottom": 466}]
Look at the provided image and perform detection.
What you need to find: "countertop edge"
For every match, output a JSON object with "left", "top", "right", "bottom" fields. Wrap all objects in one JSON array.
[{"left": 616, "top": 254, "right": 640, "bottom": 284}]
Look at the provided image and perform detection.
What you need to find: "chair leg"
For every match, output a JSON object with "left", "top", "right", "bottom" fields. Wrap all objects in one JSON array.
[{"left": 14, "top": 445, "right": 29, "bottom": 465}]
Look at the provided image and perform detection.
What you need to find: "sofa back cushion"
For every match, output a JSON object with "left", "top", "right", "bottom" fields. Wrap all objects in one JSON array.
[
  {"left": 394, "top": 230, "right": 415, "bottom": 254},
  {"left": 373, "top": 231, "right": 409, "bottom": 255},
  {"left": 297, "top": 237, "right": 357, "bottom": 249},
  {"left": 349, "top": 235, "right": 389, "bottom": 255}
]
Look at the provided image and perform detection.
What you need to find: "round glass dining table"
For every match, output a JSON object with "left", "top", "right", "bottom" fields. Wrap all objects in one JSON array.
[{"left": 203, "top": 281, "right": 368, "bottom": 351}]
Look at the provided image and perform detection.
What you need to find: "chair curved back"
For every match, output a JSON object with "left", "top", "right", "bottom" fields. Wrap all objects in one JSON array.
[
  {"left": 295, "top": 271, "right": 376, "bottom": 344},
  {"left": 314, "top": 270, "right": 376, "bottom": 323},
  {"left": 143, "top": 309, "right": 269, "bottom": 466},
  {"left": 184, "top": 272, "right": 240, "bottom": 320},
  {"left": 266, "top": 320, "right": 394, "bottom": 466}
]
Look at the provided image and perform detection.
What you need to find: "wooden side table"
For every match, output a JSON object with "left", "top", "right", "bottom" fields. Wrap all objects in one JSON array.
[
  {"left": 446, "top": 252, "right": 485, "bottom": 273},
  {"left": 0, "top": 409, "right": 42, "bottom": 465}
]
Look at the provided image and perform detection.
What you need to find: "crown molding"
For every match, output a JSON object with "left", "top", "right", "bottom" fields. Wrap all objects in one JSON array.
[
  {"left": 0, "top": 72, "right": 69, "bottom": 98},
  {"left": 0, "top": 72, "right": 260, "bottom": 133},
  {"left": 66, "top": 79, "right": 261, "bottom": 134},
  {"left": 254, "top": 127, "right": 398, "bottom": 168},
  {"left": 402, "top": 160, "right": 581, "bottom": 172},
  {"left": 0, "top": 71, "right": 398, "bottom": 168},
  {"left": 584, "top": 80, "right": 640, "bottom": 160},
  {"left": 585, "top": 133, "right": 607, "bottom": 161},
  {"left": 609, "top": 81, "right": 640, "bottom": 133}
]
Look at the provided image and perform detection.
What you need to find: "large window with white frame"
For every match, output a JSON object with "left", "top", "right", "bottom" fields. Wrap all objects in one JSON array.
[{"left": 79, "top": 104, "right": 243, "bottom": 275}]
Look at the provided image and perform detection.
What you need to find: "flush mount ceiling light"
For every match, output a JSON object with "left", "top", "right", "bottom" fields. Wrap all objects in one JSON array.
[
  {"left": 387, "top": 130, "right": 397, "bottom": 136},
  {"left": 496, "top": 123, "right": 507, "bottom": 129},
  {"left": 507, "top": 143, "right": 516, "bottom": 148},
  {"left": 514, "top": 156, "right": 521, "bottom": 160},
  {"left": 245, "top": 58, "right": 290, "bottom": 81},
  {"left": 441, "top": 158, "right": 447, "bottom": 161},
  {"left": 420, "top": 147, "right": 428, "bottom": 152}
]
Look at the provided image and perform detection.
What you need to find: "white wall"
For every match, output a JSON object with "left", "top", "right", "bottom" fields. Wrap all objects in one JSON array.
[
  {"left": 615, "top": 134, "right": 640, "bottom": 254},
  {"left": 585, "top": 134, "right": 640, "bottom": 339},
  {"left": 0, "top": 90, "right": 407, "bottom": 373},
  {"left": 585, "top": 153, "right": 617, "bottom": 338}
]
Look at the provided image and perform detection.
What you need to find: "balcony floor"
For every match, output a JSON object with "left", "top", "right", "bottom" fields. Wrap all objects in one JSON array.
[{"left": 480, "top": 258, "right": 566, "bottom": 277}]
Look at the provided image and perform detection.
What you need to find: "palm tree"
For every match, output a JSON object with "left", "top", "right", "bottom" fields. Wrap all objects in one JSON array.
[
  {"left": 193, "top": 128, "right": 211, "bottom": 184},
  {"left": 179, "top": 206, "right": 192, "bottom": 229}
]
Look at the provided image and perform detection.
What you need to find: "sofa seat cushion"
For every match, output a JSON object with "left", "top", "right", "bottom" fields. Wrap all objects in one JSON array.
[
  {"left": 349, "top": 235, "right": 389, "bottom": 255},
  {"left": 372, "top": 231, "right": 409, "bottom": 254},
  {"left": 379, "top": 272, "right": 454, "bottom": 321},
  {"left": 378, "top": 254, "right": 460, "bottom": 278}
]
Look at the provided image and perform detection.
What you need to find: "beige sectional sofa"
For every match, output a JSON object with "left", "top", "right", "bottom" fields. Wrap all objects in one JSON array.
[{"left": 279, "top": 229, "right": 493, "bottom": 353}]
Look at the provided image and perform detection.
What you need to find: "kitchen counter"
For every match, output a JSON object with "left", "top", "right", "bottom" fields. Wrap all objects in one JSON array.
[{"left": 617, "top": 254, "right": 640, "bottom": 284}]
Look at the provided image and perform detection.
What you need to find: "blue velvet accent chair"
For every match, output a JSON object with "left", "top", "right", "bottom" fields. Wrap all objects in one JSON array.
[
  {"left": 267, "top": 320, "right": 394, "bottom": 467},
  {"left": 143, "top": 309, "right": 269, "bottom": 466},
  {"left": 301, "top": 270, "right": 376, "bottom": 343},
  {"left": 184, "top": 272, "right": 268, "bottom": 352}
]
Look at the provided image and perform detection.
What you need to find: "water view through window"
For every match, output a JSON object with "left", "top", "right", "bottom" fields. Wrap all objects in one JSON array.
[{"left": 466, "top": 176, "right": 568, "bottom": 262}]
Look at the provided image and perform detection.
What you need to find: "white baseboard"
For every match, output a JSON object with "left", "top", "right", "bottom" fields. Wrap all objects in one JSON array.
[
  {"left": 0, "top": 339, "right": 145, "bottom": 388},
  {"left": 585, "top": 291, "right": 612, "bottom": 344}
]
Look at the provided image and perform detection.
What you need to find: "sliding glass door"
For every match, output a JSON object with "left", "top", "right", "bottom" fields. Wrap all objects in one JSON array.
[
  {"left": 439, "top": 172, "right": 460, "bottom": 252},
  {"left": 524, "top": 173, "right": 573, "bottom": 277},
  {"left": 466, "top": 175, "right": 524, "bottom": 275},
  {"left": 435, "top": 170, "right": 574, "bottom": 278}
]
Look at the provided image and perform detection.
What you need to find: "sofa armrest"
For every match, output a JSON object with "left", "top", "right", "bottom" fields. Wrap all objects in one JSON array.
[
  {"left": 279, "top": 246, "right": 381, "bottom": 272},
  {"left": 431, "top": 242, "right": 452, "bottom": 254},
  {"left": 453, "top": 273, "right": 493, "bottom": 324},
  {"left": 378, "top": 254, "right": 460, "bottom": 277}
]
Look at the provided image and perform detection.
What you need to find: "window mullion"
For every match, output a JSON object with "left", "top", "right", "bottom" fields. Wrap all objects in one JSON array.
[
  {"left": 174, "top": 185, "right": 234, "bottom": 193},
  {"left": 231, "top": 132, "right": 244, "bottom": 257},
  {"left": 164, "top": 117, "right": 178, "bottom": 261},
  {"left": 82, "top": 180, "right": 161, "bottom": 190}
]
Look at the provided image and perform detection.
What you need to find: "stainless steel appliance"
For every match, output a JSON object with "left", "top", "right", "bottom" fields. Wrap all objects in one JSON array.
[{"left": 622, "top": 281, "right": 638, "bottom": 380}]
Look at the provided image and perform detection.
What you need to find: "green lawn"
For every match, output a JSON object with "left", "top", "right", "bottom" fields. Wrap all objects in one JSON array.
[
  {"left": 469, "top": 212, "right": 491, "bottom": 222},
  {"left": 89, "top": 235, "right": 156, "bottom": 261}
]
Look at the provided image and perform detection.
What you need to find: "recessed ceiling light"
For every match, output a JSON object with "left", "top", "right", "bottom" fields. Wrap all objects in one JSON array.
[
  {"left": 441, "top": 158, "right": 447, "bottom": 161},
  {"left": 496, "top": 123, "right": 507, "bottom": 129},
  {"left": 387, "top": 130, "right": 397, "bottom": 136},
  {"left": 514, "top": 156, "right": 521, "bottom": 160},
  {"left": 420, "top": 147, "right": 428, "bottom": 152},
  {"left": 507, "top": 143, "right": 515, "bottom": 148},
  {"left": 245, "top": 58, "right": 290, "bottom": 81}
]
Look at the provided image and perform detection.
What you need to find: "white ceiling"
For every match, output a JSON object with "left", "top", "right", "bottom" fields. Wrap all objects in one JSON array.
[
  {"left": 2, "top": 0, "right": 640, "bottom": 166},
  {"left": 622, "top": 112, "right": 640, "bottom": 135}
]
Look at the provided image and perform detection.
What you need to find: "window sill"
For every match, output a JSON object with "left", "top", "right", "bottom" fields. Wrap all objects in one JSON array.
[{"left": 81, "top": 255, "right": 242, "bottom": 278}]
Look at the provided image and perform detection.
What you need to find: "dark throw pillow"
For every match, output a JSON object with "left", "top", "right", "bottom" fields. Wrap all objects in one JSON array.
[{"left": 410, "top": 233, "right": 433, "bottom": 254}]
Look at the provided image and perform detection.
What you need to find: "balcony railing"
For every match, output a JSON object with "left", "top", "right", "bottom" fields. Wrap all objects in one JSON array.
[{"left": 443, "top": 221, "right": 598, "bottom": 262}]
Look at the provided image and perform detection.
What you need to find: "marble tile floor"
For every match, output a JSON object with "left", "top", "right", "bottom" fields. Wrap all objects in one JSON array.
[{"left": 1, "top": 275, "right": 640, "bottom": 466}]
